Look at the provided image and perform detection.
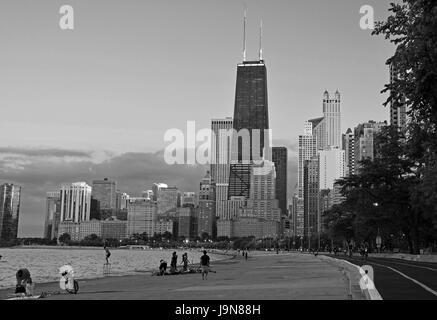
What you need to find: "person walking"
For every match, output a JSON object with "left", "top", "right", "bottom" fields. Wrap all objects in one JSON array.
[
  {"left": 245, "top": 251, "right": 248, "bottom": 260},
  {"left": 200, "top": 250, "right": 210, "bottom": 280}
]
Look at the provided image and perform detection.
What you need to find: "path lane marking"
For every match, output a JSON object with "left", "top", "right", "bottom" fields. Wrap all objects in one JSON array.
[{"left": 368, "top": 261, "right": 437, "bottom": 297}]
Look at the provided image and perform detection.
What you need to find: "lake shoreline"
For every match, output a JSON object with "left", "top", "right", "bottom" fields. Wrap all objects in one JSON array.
[{"left": 0, "top": 248, "right": 236, "bottom": 292}]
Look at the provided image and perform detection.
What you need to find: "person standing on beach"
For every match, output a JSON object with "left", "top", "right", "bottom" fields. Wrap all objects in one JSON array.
[
  {"left": 104, "top": 245, "right": 111, "bottom": 264},
  {"left": 170, "top": 251, "right": 178, "bottom": 272},
  {"left": 182, "top": 253, "right": 190, "bottom": 272},
  {"left": 200, "top": 250, "right": 210, "bottom": 280}
]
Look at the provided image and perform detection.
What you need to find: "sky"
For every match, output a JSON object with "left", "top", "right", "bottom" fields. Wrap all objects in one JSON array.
[{"left": 0, "top": 0, "right": 396, "bottom": 237}]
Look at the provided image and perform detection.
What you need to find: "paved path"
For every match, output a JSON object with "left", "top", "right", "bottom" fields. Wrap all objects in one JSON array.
[
  {"left": 326, "top": 254, "right": 437, "bottom": 300},
  {"left": 0, "top": 253, "right": 362, "bottom": 300}
]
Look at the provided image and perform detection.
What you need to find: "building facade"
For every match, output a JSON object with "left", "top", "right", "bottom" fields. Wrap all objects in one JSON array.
[
  {"left": 44, "top": 191, "right": 61, "bottom": 240},
  {"left": 60, "top": 182, "right": 92, "bottom": 223},
  {"left": 0, "top": 183, "right": 21, "bottom": 242},
  {"left": 91, "top": 178, "right": 117, "bottom": 219},
  {"left": 272, "top": 147, "right": 288, "bottom": 217},
  {"left": 318, "top": 147, "right": 345, "bottom": 191},
  {"left": 304, "top": 158, "right": 319, "bottom": 240},
  {"left": 323, "top": 90, "right": 342, "bottom": 149},
  {"left": 229, "top": 59, "right": 270, "bottom": 199},
  {"left": 342, "top": 128, "right": 355, "bottom": 176},
  {"left": 390, "top": 63, "right": 407, "bottom": 130},
  {"left": 211, "top": 117, "right": 233, "bottom": 219},
  {"left": 177, "top": 206, "right": 197, "bottom": 240},
  {"left": 127, "top": 198, "right": 156, "bottom": 238},
  {"left": 157, "top": 186, "right": 179, "bottom": 217},
  {"left": 354, "top": 121, "right": 387, "bottom": 172}
]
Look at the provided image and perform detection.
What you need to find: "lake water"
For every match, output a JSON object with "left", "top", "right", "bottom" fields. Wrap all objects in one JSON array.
[{"left": 0, "top": 247, "right": 225, "bottom": 289}]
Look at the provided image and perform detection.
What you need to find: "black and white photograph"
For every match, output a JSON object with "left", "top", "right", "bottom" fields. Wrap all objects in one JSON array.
[{"left": 0, "top": 0, "right": 436, "bottom": 308}]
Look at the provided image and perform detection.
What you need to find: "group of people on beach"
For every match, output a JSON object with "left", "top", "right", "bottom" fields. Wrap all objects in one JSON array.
[{"left": 158, "top": 250, "right": 211, "bottom": 280}]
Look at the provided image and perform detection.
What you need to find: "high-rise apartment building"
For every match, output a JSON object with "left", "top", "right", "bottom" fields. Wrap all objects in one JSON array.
[
  {"left": 272, "top": 147, "right": 288, "bottom": 217},
  {"left": 44, "top": 191, "right": 61, "bottom": 239},
  {"left": 342, "top": 128, "right": 355, "bottom": 176},
  {"left": 318, "top": 147, "right": 345, "bottom": 191},
  {"left": 0, "top": 183, "right": 21, "bottom": 242},
  {"left": 303, "top": 159, "right": 319, "bottom": 240},
  {"left": 92, "top": 178, "right": 117, "bottom": 219},
  {"left": 157, "top": 186, "right": 179, "bottom": 217},
  {"left": 60, "top": 182, "right": 92, "bottom": 223},
  {"left": 323, "top": 90, "right": 342, "bottom": 148},
  {"left": 245, "top": 160, "right": 281, "bottom": 221},
  {"left": 211, "top": 118, "right": 233, "bottom": 218},
  {"left": 390, "top": 63, "right": 407, "bottom": 130},
  {"left": 197, "top": 171, "right": 216, "bottom": 238},
  {"left": 127, "top": 198, "right": 156, "bottom": 238},
  {"left": 298, "top": 127, "right": 317, "bottom": 198},
  {"left": 177, "top": 206, "right": 197, "bottom": 240},
  {"left": 354, "top": 121, "right": 387, "bottom": 172}
]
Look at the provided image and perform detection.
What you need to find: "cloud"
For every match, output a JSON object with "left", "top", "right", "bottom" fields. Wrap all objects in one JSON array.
[{"left": 0, "top": 147, "right": 92, "bottom": 159}]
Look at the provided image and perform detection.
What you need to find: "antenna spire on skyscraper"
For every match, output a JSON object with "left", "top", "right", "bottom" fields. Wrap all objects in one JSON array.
[
  {"left": 259, "top": 19, "right": 263, "bottom": 61},
  {"left": 243, "top": 4, "right": 247, "bottom": 62}
]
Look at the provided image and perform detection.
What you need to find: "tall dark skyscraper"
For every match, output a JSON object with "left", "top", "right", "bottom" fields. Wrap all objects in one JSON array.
[
  {"left": 228, "top": 60, "right": 269, "bottom": 199},
  {"left": 0, "top": 183, "right": 21, "bottom": 242},
  {"left": 228, "top": 15, "right": 270, "bottom": 199},
  {"left": 272, "top": 147, "right": 288, "bottom": 216}
]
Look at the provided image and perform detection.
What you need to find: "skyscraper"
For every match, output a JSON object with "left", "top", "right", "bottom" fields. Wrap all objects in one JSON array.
[
  {"left": 354, "top": 120, "right": 387, "bottom": 172},
  {"left": 44, "top": 191, "right": 61, "bottom": 240},
  {"left": 92, "top": 178, "right": 117, "bottom": 219},
  {"left": 228, "top": 38, "right": 270, "bottom": 199},
  {"left": 178, "top": 206, "right": 197, "bottom": 240},
  {"left": 198, "top": 172, "right": 216, "bottom": 238},
  {"left": 303, "top": 158, "right": 319, "bottom": 241},
  {"left": 272, "top": 146, "right": 288, "bottom": 216},
  {"left": 157, "top": 186, "right": 179, "bottom": 217},
  {"left": 309, "top": 117, "right": 326, "bottom": 151},
  {"left": 0, "top": 183, "right": 21, "bottom": 242},
  {"left": 323, "top": 90, "right": 342, "bottom": 149},
  {"left": 127, "top": 198, "right": 156, "bottom": 238},
  {"left": 298, "top": 125, "right": 317, "bottom": 198},
  {"left": 318, "top": 147, "right": 345, "bottom": 191},
  {"left": 390, "top": 63, "right": 407, "bottom": 130},
  {"left": 211, "top": 117, "right": 233, "bottom": 219},
  {"left": 245, "top": 160, "right": 281, "bottom": 221},
  {"left": 60, "top": 182, "right": 92, "bottom": 223},
  {"left": 342, "top": 128, "right": 355, "bottom": 176}
]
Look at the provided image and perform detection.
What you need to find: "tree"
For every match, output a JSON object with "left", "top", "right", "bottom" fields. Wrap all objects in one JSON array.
[
  {"left": 373, "top": 0, "right": 437, "bottom": 241},
  {"left": 58, "top": 233, "right": 71, "bottom": 245},
  {"left": 201, "top": 232, "right": 210, "bottom": 241}
]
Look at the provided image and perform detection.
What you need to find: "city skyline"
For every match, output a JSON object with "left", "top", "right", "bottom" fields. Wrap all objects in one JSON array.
[{"left": 0, "top": 0, "right": 395, "bottom": 237}]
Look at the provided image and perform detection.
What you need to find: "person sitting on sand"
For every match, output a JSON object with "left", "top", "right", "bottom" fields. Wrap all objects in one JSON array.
[
  {"left": 15, "top": 268, "right": 34, "bottom": 296},
  {"left": 159, "top": 260, "right": 167, "bottom": 276}
]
